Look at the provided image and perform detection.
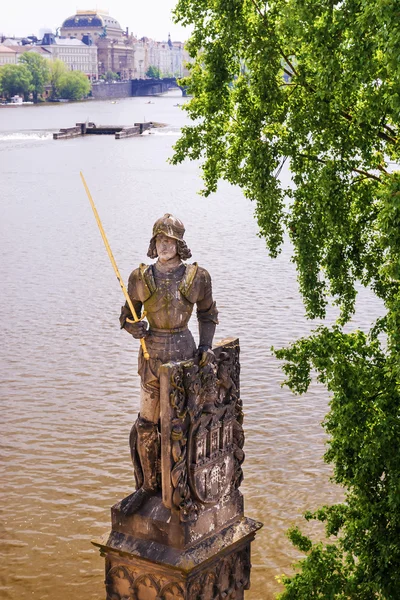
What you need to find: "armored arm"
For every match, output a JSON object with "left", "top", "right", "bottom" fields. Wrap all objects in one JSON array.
[
  {"left": 197, "top": 301, "right": 218, "bottom": 352},
  {"left": 119, "top": 270, "right": 148, "bottom": 339},
  {"left": 196, "top": 268, "right": 218, "bottom": 353}
]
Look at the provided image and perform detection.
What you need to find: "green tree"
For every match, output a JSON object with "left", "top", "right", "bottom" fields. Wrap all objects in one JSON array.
[
  {"left": 146, "top": 65, "right": 161, "bottom": 79},
  {"left": 103, "top": 70, "right": 120, "bottom": 82},
  {"left": 0, "top": 64, "right": 32, "bottom": 99},
  {"left": 172, "top": 0, "right": 400, "bottom": 597},
  {"left": 19, "top": 52, "right": 50, "bottom": 102},
  {"left": 58, "top": 71, "right": 91, "bottom": 100},
  {"left": 49, "top": 59, "right": 67, "bottom": 99}
]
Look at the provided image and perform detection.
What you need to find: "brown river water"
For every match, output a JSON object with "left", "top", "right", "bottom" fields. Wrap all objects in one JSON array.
[{"left": 0, "top": 91, "right": 384, "bottom": 599}]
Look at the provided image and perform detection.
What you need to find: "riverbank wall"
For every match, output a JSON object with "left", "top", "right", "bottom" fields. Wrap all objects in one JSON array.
[{"left": 91, "top": 82, "right": 132, "bottom": 100}]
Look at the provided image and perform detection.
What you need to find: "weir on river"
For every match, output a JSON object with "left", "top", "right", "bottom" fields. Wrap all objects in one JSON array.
[{"left": 53, "top": 121, "right": 155, "bottom": 139}]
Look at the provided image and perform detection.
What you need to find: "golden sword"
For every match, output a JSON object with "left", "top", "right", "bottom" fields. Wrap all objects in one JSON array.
[{"left": 80, "top": 171, "right": 150, "bottom": 360}]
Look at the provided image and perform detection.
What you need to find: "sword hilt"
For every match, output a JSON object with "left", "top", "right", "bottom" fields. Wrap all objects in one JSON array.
[
  {"left": 126, "top": 315, "right": 150, "bottom": 359},
  {"left": 126, "top": 310, "right": 147, "bottom": 323},
  {"left": 126, "top": 313, "right": 150, "bottom": 360}
]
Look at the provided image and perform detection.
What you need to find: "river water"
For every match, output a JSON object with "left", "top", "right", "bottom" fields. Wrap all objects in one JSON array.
[{"left": 0, "top": 91, "right": 384, "bottom": 599}]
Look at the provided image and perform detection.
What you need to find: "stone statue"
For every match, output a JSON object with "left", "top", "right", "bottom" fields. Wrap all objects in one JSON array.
[
  {"left": 119, "top": 214, "right": 219, "bottom": 515},
  {"left": 92, "top": 213, "right": 261, "bottom": 600}
]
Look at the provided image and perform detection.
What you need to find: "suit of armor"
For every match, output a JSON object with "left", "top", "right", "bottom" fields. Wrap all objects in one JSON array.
[
  {"left": 120, "top": 261, "right": 218, "bottom": 421},
  {"left": 119, "top": 214, "right": 218, "bottom": 515}
]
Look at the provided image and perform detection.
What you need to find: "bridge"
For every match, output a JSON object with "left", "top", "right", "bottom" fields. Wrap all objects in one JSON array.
[
  {"left": 130, "top": 77, "right": 187, "bottom": 97},
  {"left": 91, "top": 78, "right": 187, "bottom": 100}
]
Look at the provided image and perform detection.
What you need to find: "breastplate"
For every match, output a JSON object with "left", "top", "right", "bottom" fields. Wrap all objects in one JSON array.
[{"left": 144, "top": 264, "right": 194, "bottom": 330}]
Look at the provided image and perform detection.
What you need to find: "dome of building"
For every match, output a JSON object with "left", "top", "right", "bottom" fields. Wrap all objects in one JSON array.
[{"left": 61, "top": 10, "right": 122, "bottom": 32}]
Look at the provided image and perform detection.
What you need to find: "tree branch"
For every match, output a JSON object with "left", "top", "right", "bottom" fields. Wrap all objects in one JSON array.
[
  {"left": 353, "top": 167, "right": 382, "bottom": 182},
  {"left": 298, "top": 153, "right": 382, "bottom": 182},
  {"left": 377, "top": 164, "right": 390, "bottom": 175},
  {"left": 283, "top": 68, "right": 295, "bottom": 80},
  {"left": 339, "top": 110, "right": 397, "bottom": 144},
  {"left": 384, "top": 124, "right": 397, "bottom": 136}
]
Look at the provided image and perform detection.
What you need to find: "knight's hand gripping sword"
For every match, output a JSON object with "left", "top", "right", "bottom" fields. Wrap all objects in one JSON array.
[{"left": 80, "top": 172, "right": 150, "bottom": 360}]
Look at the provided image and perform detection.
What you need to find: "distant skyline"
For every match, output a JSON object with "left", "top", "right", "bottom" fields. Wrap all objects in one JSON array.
[{"left": 1, "top": 1, "right": 193, "bottom": 42}]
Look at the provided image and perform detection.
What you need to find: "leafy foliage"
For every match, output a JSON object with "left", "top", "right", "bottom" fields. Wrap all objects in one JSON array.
[
  {"left": 19, "top": 53, "right": 50, "bottom": 102},
  {"left": 0, "top": 64, "right": 32, "bottom": 99},
  {"left": 171, "top": 0, "right": 400, "bottom": 596},
  {"left": 275, "top": 325, "right": 400, "bottom": 597},
  {"left": 49, "top": 59, "right": 67, "bottom": 99},
  {"left": 101, "top": 70, "right": 120, "bottom": 82},
  {"left": 146, "top": 65, "right": 161, "bottom": 78},
  {"left": 58, "top": 71, "right": 91, "bottom": 100}
]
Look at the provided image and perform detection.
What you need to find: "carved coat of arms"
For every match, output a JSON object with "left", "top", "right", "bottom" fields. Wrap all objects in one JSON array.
[{"left": 160, "top": 338, "right": 244, "bottom": 523}]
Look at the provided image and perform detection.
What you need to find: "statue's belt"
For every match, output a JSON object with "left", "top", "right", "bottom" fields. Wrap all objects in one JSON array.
[{"left": 149, "top": 326, "right": 189, "bottom": 335}]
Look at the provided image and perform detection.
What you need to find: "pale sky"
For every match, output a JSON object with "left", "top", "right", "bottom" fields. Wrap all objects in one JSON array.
[{"left": 1, "top": 1, "right": 192, "bottom": 42}]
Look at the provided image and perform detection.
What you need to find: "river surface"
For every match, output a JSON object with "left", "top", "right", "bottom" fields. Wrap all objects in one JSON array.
[{"left": 0, "top": 91, "right": 384, "bottom": 599}]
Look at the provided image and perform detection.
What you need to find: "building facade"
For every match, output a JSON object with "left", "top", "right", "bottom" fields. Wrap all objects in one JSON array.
[
  {"left": 59, "top": 9, "right": 188, "bottom": 80},
  {"left": 60, "top": 10, "right": 125, "bottom": 44},
  {"left": 60, "top": 9, "right": 133, "bottom": 79},
  {"left": 42, "top": 35, "right": 98, "bottom": 80},
  {"left": 0, "top": 37, "right": 98, "bottom": 80},
  {"left": 0, "top": 44, "right": 17, "bottom": 66},
  {"left": 146, "top": 36, "right": 187, "bottom": 78}
]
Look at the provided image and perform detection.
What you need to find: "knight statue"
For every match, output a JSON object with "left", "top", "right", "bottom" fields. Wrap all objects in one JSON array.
[{"left": 119, "top": 214, "right": 219, "bottom": 514}]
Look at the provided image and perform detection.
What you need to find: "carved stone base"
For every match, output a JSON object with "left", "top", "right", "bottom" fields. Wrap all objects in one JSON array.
[
  {"left": 110, "top": 491, "right": 244, "bottom": 550},
  {"left": 93, "top": 516, "right": 262, "bottom": 600}
]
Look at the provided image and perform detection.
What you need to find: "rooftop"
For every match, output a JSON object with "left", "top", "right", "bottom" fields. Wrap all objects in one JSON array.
[
  {"left": 2, "top": 38, "right": 21, "bottom": 46},
  {"left": 54, "top": 38, "right": 88, "bottom": 46},
  {"left": 13, "top": 45, "right": 33, "bottom": 53},
  {"left": 0, "top": 44, "right": 17, "bottom": 53},
  {"left": 62, "top": 10, "right": 122, "bottom": 31}
]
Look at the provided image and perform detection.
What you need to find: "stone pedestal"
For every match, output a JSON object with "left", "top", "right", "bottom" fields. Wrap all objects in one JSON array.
[
  {"left": 93, "top": 499, "right": 261, "bottom": 599},
  {"left": 93, "top": 338, "right": 262, "bottom": 599}
]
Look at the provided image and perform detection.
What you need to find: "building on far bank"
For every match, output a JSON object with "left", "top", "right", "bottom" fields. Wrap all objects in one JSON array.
[
  {"left": 60, "top": 9, "right": 124, "bottom": 43},
  {"left": 41, "top": 34, "right": 98, "bottom": 80},
  {"left": 171, "top": 40, "right": 187, "bottom": 78},
  {"left": 0, "top": 44, "right": 17, "bottom": 66},
  {"left": 131, "top": 38, "right": 147, "bottom": 79},
  {"left": 0, "top": 10, "right": 190, "bottom": 82},
  {"left": 1, "top": 36, "right": 36, "bottom": 47},
  {"left": 60, "top": 9, "right": 133, "bottom": 79},
  {"left": 143, "top": 35, "right": 190, "bottom": 78},
  {"left": 1, "top": 43, "right": 52, "bottom": 65},
  {"left": 0, "top": 37, "right": 98, "bottom": 80},
  {"left": 59, "top": 9, "right": 189, "bottom": 80},
  {"left": 13, "top": 45, "right": 52, "bottom": 60}
]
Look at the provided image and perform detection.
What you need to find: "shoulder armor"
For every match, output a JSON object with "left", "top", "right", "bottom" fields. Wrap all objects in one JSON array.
[
  {"left": 139, "top": 263, "right": 156, "bottom": 300},
  {"left": 179, "top": 262, "right": 198, "bottom": 298}
]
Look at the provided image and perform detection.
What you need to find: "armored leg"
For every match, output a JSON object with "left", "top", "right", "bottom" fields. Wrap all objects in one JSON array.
[
  {"left": 139, "top": 383, "right": 160, "bottom": 423},
  {"left": 121, "top": 416, "right": 160, "bottom": 515}
]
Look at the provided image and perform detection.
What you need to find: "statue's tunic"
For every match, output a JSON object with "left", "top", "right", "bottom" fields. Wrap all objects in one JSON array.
[{"left": 122, "top": 262, "right": 218, "bottom": 389}]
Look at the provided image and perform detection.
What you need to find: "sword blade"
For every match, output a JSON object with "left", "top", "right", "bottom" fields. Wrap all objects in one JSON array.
[{"left": 80, "top": 171, "right": 150, "bottom": 360}]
